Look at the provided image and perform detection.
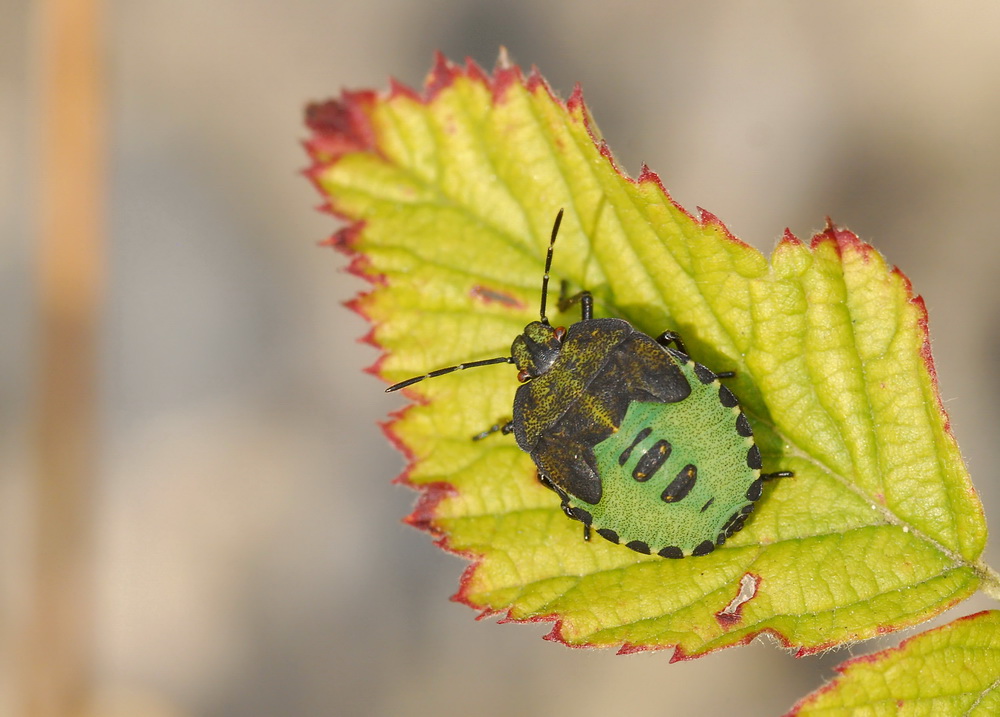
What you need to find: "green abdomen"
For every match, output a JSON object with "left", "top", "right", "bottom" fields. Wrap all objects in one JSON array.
[{"left": 584, "top": 364, "right": 761, "bottom": 558}]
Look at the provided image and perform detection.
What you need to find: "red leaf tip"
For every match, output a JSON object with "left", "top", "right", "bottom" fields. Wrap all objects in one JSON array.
[
  {"left": 425, "top": 51, "right": 466, "bottom": 97},
  {"left": 695, "top": 207, "right": 753, "bottom": 251},
  {"left": 566, "top": 82, "right": 586, "bottom": 112},
  {"left": 402, "top": 481, "right": 457, "bottom": 532},
  {"left": 304, "top": 92, "right": 377, "bottom": 157},
  {"left": 811, "top": 218, "right": 878, "bottom": 262},
  {"left": 779, "top": 227, "right": 804, "bottom": 248}
]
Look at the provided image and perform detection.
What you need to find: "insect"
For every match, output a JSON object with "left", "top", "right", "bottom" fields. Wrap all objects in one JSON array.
[{"left": 386, "top": 210, "right": 791, "bottom": 557}]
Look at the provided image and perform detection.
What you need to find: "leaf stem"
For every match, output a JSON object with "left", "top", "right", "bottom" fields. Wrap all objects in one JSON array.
[{"left": 974, "top": 561, "right": 1000, "bottom": 601}]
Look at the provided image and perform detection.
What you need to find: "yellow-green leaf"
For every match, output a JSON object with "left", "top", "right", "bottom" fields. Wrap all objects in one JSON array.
[
  {"left": 306, "top": 54, "right": 990, "bottom": 657},
  {"left": 788, "top": 610, "right": 1000, "bottom": 715}
]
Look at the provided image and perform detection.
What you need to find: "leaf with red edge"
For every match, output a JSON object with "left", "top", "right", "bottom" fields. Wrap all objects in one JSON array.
[
  {"left": 305, "top": 53, "right": 990, "bottom": 659},
  {"left": 787, "top": 611, "right": 1000, "bottom": 715}
]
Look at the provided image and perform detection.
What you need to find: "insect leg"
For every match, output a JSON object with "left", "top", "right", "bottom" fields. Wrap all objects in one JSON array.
[
  {"left": 655, "top": 330, "right": 688, "bottom": 355},
  {"left": 761, "top": 470, "right": 794, "bottom": 481},
  {"left": 557, "top": 281, "right": 593, "bottom": 321},
  {"left": 657, "top": 330, "right": 737, "bottom": 377},
  {"left": 556, "top": 496, "right": 590, "bottom": 541},
  {"left": 537, "top": 472, "right": 592, "bottom": 541},
  {"left": 472, "top": 420, "right": 514, "bottom": 441}
]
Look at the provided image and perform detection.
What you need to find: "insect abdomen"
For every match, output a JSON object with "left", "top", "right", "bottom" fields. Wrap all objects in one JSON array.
[{"left": 583, "top": 360, "right": 761, "bottom": 557}]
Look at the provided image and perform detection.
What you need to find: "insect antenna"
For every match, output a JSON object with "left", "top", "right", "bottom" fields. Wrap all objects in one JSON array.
[
  {"left": 537, "top": 208, "right": 564, "bottom": 325},
  {"left": 386, "top": 208, "right": 563, "bottom": 393},
  {"left": 385, "top": 356, "right": 514, "bottom": 393}
]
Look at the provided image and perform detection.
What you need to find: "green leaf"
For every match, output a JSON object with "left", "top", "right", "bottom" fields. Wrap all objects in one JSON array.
[
  {"left": 305, "top": 53, "right": 991, "bottom": 657},
  {"left": 787, "top": 610, "right": 1000, "bottom": 715}
]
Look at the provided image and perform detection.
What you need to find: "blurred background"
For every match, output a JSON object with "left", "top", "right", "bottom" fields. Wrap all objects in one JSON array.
[{"left": 3, "top": 1, "right": 1000, "bottom": 715}]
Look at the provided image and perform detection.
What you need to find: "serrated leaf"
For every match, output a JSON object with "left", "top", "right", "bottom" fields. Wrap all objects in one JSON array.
[
  {"left": 787, "top": 610, "right": 1000, "bottom": 716},
  {"left": 305, "top": 53, "right": 990, "bottom": 658}
]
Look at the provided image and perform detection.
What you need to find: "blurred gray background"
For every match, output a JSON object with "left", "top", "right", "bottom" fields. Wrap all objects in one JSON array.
[{"left": 3, "top": 1, "right": 1000, "bottom": 715}]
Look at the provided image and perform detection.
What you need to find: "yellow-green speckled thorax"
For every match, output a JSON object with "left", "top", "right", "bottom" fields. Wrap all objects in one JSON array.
[{"left": 584, "top": 359, "right": 763, "bottom": 558}]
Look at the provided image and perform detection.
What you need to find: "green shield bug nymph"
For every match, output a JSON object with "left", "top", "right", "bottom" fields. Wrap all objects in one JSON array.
[{"left": 386, "top": 210, "right": 791, "bottom": 558}]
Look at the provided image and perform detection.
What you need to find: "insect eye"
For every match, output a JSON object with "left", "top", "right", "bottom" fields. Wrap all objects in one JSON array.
[
  {"left": 554, "top": 326, "right": 567, "bottom": 341},
  {"left": 517, "top": 368, "right": 531, "bottom": 383}
]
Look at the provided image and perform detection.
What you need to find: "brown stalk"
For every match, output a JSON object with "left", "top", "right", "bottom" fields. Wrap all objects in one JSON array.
[{"left": 24, "top": 0, "right": 105, "bottom": 714}]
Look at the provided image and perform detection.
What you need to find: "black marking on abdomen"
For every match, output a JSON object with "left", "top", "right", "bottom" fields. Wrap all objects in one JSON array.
[
  {"left": 719, "top": 385, "right": 738, "bottom": 408},
  {"left": 693, "top": 363, "right": 716, "bottom": 384},
  {"left": 746, "top": 478, "right": 764, "bottom": 501},
  {"left": 658, "top": 545, "right": 684, "bottom": 559},
  {"left": 747, "top": 444, "right": 762, "bottom": 470},
  {"left": 692, "top": 540, "right": 716, "bottom": 556},
  {"left": 618, "top": 427, "right": 652, "bottom": 466},
  {"left": 721, "top": 509, "right": 748, "bottom": 539},
  {"left": 625, "top": 540, "right": 651, "bottom": 554},
  {"left": 661, "top": 464, "right": 698, "bottom": 503},
  {"left": 700, "top": 497, "right": 715, "bottom": 513},
  {"left": 597, "top": 528, "right": 619, "bottom": 544},
  {"left": 632, "top": 439, "right": 672, "bottom": 482},
  {"left": 736, "top": 412, "right": 752, "bottom": 437}
]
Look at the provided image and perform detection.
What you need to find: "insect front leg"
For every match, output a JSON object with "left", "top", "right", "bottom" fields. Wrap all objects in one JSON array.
[
  {"left": 556, "top": 280, "right": 593, "bottom": 321},
  {"left": 472, "top": 420, "right": 514, "bottom": 441}
]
